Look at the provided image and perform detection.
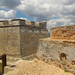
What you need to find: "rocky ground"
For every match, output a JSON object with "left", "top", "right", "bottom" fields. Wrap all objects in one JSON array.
[{"left": 4, "top": 59, "right": 73, "bottom": 75}]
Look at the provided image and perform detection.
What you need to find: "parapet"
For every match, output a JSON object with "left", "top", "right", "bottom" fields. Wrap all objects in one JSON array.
[
  {"left": 25, "top": 21, "right": 35, "bottom": 26},
  {"left": 10, "top": 19, "right": 25, "bottom": 25},
  {"left": 50, "top": 25, "right": 75, "bottom": 39},
  {"left": 0, "top": 20, "right": 9, "bottom": 26},
  {"left": 39, "top": 21, "right": 46, "bottom": 29},
  {"left": 0, "top": 19, "right": 47, "bottom": 29}
]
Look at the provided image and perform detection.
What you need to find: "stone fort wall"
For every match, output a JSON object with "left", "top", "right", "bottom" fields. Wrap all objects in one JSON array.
[
  {"left": 0, "top": 26, "right": 20, "bottom": 57},
  {"left": 0, "top": 19, "right": 48, "bottom": 59},
  {"left": 36, "top": 25, "right": 75, "bottom": 73}
]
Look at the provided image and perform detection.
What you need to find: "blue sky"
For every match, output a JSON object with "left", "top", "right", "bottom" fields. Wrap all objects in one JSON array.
[
  {"left": 16, "top": 11, "right": 34, "bottom": 21},
  {"left": 0, "top": 0, "right": 75, "bottom": 31}
]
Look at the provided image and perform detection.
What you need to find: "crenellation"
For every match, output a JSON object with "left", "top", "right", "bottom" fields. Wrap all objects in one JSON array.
[
  {"left": 0, "top": 19, "right": 47, "bottom": 30},
  {"left": 0, "top": 20, "right": 9, "bottom": 26},
  {"left": 10, "top": 19, "right": 25, "bottom": 25},
  {"left": 25, "top": 21, "right": 31, "bottom": 26},
  {"left": 35, "top": 22, "right": 39, "bottom": 27},
  {"left": 39, "top": 21, "right": 46, "bottom": 29},
  {"left": 31, "top": 21, "right": 35, "bottom": 27}
]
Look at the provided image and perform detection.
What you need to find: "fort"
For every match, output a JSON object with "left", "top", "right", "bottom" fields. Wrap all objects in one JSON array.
[
  {"left": 0, "top": 19, "right": 48, "bottom": 61},
  {"left": 2, "top": 21, "right": 75, "bottom": 74}
]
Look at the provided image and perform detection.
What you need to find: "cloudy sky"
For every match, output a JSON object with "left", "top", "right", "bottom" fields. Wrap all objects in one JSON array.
[{"left": 0, "top": 0, "right": 75, "bottom": 32}]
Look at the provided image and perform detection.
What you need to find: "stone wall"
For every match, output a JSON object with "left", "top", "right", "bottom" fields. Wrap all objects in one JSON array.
[
  {"left": 0, "top": 26, "right": 20, "bottom": 56},
  {"left": 20, "top": 26, "right": 48, "bottom": 57},
  {"left": 36, "top": 25, "right": 75, "bottom": 73},
  {"left": 50, "top": 25, "right": 75, "bottom": 38},
  {"left": 37, "top": 38, "right": 75, "bottom": 61}
]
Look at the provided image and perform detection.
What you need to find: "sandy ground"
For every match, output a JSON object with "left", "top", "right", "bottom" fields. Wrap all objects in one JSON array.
[{"left": 4, "top": 59, "right": 73, "bottom": 75}]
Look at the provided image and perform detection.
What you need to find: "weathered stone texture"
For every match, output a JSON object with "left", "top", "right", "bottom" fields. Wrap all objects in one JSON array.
[
  {"left": 50, "top": 25, "right": 75, "bottom": 38},
  {"left": 20, "top": 26, "right": 48, "bottom": 57},
  {"left": 0, "top": 25, "right": 48, "bottom": 59},
  {"left": 0, "top": 27, "right": 20, "bottom": 56},
  {"left": 35, "top": 22, "right": 39, "bottom": 27},
  {"left": 36, "top": 38, "right": 75, "bottom": 73},
  {"left": 36, "top": 25, "right": 75, "bottom": 73},
  {"left": 39, "top": 21, "right": 46, "bottom": 29},
  {"left": 25, "top": 21, "right": 31, "bottom": 25},
  {"left": 37, "top": 38, "right": 75, "bottom": 61},
  {"left": 0, "top": 20, "right": 9, "bottom": 26},
  {"left": 10, "top": 19, "right": 25, "bottom": 25}
]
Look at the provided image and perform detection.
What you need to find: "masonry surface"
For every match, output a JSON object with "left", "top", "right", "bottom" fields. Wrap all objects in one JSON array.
[
  {"left": 36, "top": 25, "right": 75, "bottom": 73},
  {"left": 0, "top": 19, "right": 48, "bottom": 61}
]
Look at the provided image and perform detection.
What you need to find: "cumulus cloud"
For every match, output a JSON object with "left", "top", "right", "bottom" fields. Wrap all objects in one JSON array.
[
  {"left": 0, "top": 0, "right": 75, "bottom": 32},
  {"left": 47, "top": 18, "right": 74, "bottom": 32},
  {"left": 17, "top": 0, "right": 75, "bottom": 21},
  {"left": 62, "top": 0, "right": 75, "bottom": 5},
  {"left": 0, "top": 10, "right": 16, "bottom": 19},
  {"left": 0, "top": 0, "right": 21, "bottom": 9},
  {"left": 17, "top": 0, "right": 61, "bottom": 22},
  {"left": 16, "top": 0, "right": 75, "bottom": 32}
]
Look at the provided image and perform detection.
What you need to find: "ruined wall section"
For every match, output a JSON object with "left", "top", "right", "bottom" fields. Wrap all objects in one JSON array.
[
  {"left": 37, "top": 25, "right": 75, "bottom": 73},
  {"left": 50, "top": 25, "right": 75, "bottom": 39},
  {"left": 0, "top": 26, "right": 20, "bottom": 57},
  {"left": 20, "top": 26, "right": 48, "bottom": 57}
]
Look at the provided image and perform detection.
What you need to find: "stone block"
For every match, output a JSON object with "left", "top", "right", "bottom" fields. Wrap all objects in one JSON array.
[
  {"left": 35, "top": 22, "right": 40, "bottom": 27},
  {"left": 10, "top": 19, "right": 25, "bottom": 25},
  {"left": 0, "top": 20, "right": 9, "bottom": 26},
  {"left": 25, "top": 21, "right": 31, "bottom": 25},
  {"left": 39, "top": 21, "right": 46, "bottom": 29}
]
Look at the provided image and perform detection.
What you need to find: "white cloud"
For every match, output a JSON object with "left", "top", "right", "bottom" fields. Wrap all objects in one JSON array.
[
  {"left": 16, "top": 0, "right": 75, "bottom": 32},
  {"left": 17, "top": 0, "right": 61, "bottom": 22},
  {"left": 47, "top": 18, "right": 74, "bottom": 32},
  {"left": 0, "top": 0, "right": 75, "bottom": 32},
  {"left": 0, "top": 10, "right": 16, "bottom": 19},
  {"left": 62, "top": 0, "right": 75, "bottom": 5},
  {"left": 17, "top": 0, "right": 75, "bottom": 21}
]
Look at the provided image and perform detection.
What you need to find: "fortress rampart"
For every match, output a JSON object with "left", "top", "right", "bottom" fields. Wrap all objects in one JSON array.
[
  {"left": 37, "top": 25, "right": 75, "bottom": 73},
  {"left": 0, "top": 19, "right": 48, "bottom": 61},
  {"left": 0, "top": 19, "right": 46, "bottom": 29}
]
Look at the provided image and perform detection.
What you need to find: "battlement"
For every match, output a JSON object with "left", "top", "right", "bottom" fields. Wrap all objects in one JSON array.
[
  {"left": 0, "top": 20, "right": 9, "bottom": 26},
  {"left": 10, "top": 19, "right": 25, "bottom": 25},
  {"left": 0, "top": 19, "right": 47, "bottom": 29}
]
